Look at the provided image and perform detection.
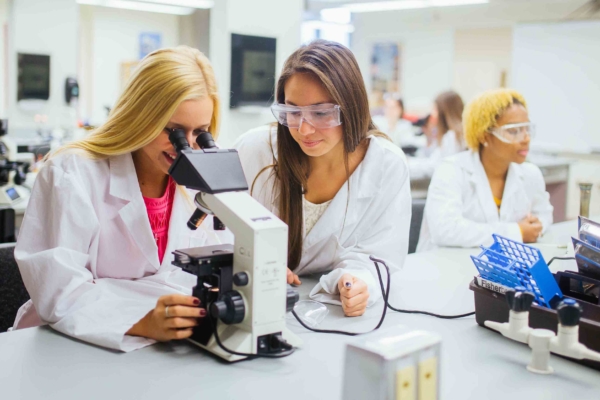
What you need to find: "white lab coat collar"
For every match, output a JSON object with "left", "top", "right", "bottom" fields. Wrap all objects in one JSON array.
[
  {"left": 108, "top": 153, "right": 195, "bottom": 272},
  {"left": 303, "top": 136, "right": 383, "bottom": 249},
  {"left": 458, "top": 151, "right": 526, "bottom": 224}
]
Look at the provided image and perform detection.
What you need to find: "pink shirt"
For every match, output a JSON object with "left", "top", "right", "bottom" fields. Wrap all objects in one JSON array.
[{"left": 143, "top": 178, "right": 176, "bottom": 264}]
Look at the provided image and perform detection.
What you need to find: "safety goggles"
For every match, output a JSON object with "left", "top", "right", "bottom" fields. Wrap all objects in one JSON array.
[
  {"left": 489, "top": 122, "right": 536, "bottom": 144},
  {"left": 271, "top": 103, "right": 342, "bottom": 129}
]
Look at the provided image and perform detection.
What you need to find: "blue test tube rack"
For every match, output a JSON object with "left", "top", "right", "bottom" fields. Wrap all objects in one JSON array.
[{"left": 470, "top": 234, "right": 563, "bottom": 308}]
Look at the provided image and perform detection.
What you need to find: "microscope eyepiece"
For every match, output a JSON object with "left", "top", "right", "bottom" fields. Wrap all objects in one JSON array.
[
  {"left": 196, "top": 131, "right": 216, "bottom": 149},
  {"left": 169, "top": 128, "right": 190, "bottom": 153}
]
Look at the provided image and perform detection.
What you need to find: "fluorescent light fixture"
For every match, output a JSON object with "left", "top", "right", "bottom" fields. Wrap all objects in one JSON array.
[
  {"left": 76, "top": 0, "right": 195, "bottom": 15},
  {"left": 137, "top": 0, "right": 214, "bottom": 9},
  {"left": 343, "top": 0, "right": 488, "bottom": 13}
]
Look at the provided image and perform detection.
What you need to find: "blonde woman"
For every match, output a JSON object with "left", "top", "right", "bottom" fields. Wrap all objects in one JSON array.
[
  {"left": 13, "top": 46, "right": 230, "bottom": 351},
  {"left": 417, "top": 88, "right": 553, "bottom": 251}
]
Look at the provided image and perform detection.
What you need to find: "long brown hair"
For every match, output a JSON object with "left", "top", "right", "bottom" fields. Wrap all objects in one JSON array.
[
  {"left": 435, "top": 90, "right": 464, "bottom": 146},
  {"left": 270, "top": 40, "right": 380, "bottom": 270}
]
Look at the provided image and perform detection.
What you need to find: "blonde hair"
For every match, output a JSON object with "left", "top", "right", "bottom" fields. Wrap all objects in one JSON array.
[
  {"left": 463, "top": 88, "right": 527, "bottom": 151},
  {"left": 56, "top": 46, "right": 220, "bottom": 158}
]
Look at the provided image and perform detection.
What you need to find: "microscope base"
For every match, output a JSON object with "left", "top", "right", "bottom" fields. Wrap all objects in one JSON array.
[{"left": 188, "top": 324, "right": 303, "bottom": 362}]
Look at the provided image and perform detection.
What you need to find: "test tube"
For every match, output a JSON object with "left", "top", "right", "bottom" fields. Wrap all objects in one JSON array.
[{"left": 579, "top": 183, "right": 593, "bottom": 218}]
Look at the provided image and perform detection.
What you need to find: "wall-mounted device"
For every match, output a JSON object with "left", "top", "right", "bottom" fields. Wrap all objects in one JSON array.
[
  {"left": 17, "top": 53, "right": 51, "bottom": 102},
  {"left": 65, "top": 77, "right": 79, "bottom": 105},
  {"left": 230, "top": 33, "right": 276, "bottom": 108}
]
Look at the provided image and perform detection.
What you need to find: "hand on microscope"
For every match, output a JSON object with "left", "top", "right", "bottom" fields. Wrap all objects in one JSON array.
[
  {"left": 518, "top": 214, "right": 543, "bottom": 243},
  {"left": 287, "top": 268, "right": 302, "bottom": 285},
  {"left": 127, "top": 294, "right": 206, "bottom": 341},
  {"left": 338, "top": 274, "right": 369, "bottom": 317}
]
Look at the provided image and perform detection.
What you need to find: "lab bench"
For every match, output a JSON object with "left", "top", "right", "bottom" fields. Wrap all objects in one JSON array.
[{"left": 1, "top": 219, "right": 598, "bottom": 400}]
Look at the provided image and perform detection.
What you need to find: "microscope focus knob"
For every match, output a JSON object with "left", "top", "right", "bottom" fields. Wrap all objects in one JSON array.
[
  {"left": 557, "top": 298, "right": 582, "bottom": 327},
  {"left": 505, "top": 287, "right": 535, "bottom": 312},
  {"left": 286, "top": 287, "right": 299, "bottom": 313},
  {"left": 210, "top": 291, "right": 245, "bottom": 325},
  {"left": 233, "top": 272, "right": 249, "bottom": 287}
]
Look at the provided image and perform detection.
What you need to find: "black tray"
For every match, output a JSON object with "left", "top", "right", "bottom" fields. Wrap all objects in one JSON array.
[{"left": 470, "top": 278, "right": 600, "bottom": 371}]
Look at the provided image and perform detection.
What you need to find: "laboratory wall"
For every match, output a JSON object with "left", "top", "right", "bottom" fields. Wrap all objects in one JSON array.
[
  {"left": 179, "top": 9, "right": 210, "bottom": 57},
  {"left": 512, "top": 20, "right": 600, "bottom": 154},
  {"left": 209, "top": 0, "right": 303, "bottom": 146},
  {"left": 453, "top": 27, "right": 513, "bottom": 105},
  {"left": 352, "top": 15, "right": 455, "bottom": 114},
  {"left": 8, "top": 0, "right": 78, "bottom": 131},
  {"left": 81, "top": 5, "right": 180, "bottom": 125}
]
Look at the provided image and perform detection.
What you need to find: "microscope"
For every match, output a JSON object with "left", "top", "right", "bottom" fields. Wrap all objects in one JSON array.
[
  {"left": 0, "top": 119, "right": 30, "bottom": 206},
  {"left": 167, "top": 129, "right": 302, "bottom": 362}
]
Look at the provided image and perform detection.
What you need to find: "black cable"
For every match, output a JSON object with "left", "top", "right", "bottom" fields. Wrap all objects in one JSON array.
[
  {"left": 548, "top": 256, "right": 576, "bottom": 266},
  {"left": 290, "top": 255, "right": 391, "bottom": 336},
  {"left": 209, "top": 314, "right": 295, "bottom": 359}
]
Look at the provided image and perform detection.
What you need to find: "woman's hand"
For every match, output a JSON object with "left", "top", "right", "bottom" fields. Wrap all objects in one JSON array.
[
  {"left": 518, "top": 215, "right": 543, "bottom": 243},
  {"left": 338, "top": 274, "right": 369, "bottom": 317},
  {"left": 287, "top": 268, "right": 301, "bottom": 285},
  {"left": 127, "top": 294, "right": 205, "bottom": 341}
]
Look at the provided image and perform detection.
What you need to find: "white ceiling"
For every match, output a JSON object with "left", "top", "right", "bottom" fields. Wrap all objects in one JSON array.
[{"left": 306, "top": 0, "right": 597, "bottom": 24}]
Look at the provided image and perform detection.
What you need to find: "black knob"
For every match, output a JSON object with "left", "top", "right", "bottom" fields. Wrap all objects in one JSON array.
[
  {"left": 233, "top": 272, "right": 249, "bottom": 287},
  {"left": 210, "top": 291, "right": 245, "bottom": 325},
  {"left": 286, "top": 287, "right": 299, "bottom": 312},
  {"left": 557, "top": 298, "right": 581, "bottom": 327},
  {"left": 505, "top": 288, "right": 535, "bottom": 312},
  {"left": 168, "top": 128, "right": 190, "bottom": 153},
  {"left": 213, "top": 217, "right": 226, "bottom": 231},
  {"left": 196, "top": 131, "right": 216, "bottom": 149}
]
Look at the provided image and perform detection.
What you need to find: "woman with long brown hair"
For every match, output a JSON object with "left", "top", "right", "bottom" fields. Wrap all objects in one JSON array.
[
  {"left": 234, "top": 40, "right": 411, "bottom": 317},
  {"left": 408, "top": 90, "right": 465, "bottom": 180}
]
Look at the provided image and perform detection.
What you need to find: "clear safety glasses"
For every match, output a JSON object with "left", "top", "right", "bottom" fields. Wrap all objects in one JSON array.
[
  {"left": 270, "top": 103, "right": 342, "bottom": 130},
  {"left": 489, "top": 122, "right": 536, "bottom": 144}
]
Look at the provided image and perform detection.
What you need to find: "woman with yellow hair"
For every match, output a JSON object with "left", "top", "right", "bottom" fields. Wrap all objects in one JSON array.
[
  {"left": 417, "top": 88, "right": 553, "bottom": 251},
  {"left": 12, "top": 46, "right": 230, "bottom": 351}
]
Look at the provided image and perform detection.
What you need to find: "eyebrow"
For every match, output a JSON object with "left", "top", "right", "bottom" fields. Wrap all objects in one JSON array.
[
  {"left": 284, "top": 101, "right": 331, "bottom": 106},
  {"left": 167, "top": 122, "right": 210, "bottom": 130}
]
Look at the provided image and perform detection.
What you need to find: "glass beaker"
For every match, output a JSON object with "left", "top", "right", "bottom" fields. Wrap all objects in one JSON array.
[{"left": 579, "top": 183, "right": 593, "bottom": 218}]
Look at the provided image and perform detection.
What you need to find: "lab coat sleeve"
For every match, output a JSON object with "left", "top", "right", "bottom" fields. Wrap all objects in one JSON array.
[
  {"left": 529, "top": 165, "right": 554, "bottom": 233},
  {"left": 15, "top": 165, "right": 156, "bottom": 352},
  {"left": 407, "top": 148, "right": 441, "bottom": 181},
  {"left": 309, "top": 159, "right": 412, "bottom": 307},
  {"left": 424, "top": 161, "right": 522, "bottom": 248}
]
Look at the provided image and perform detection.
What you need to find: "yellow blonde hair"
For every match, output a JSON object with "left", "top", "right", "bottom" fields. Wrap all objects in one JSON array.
[
  {"left": 463, "top": 88, "right": 527, "bottom": 151},
  {"left": 56, "top": 46, "right": 220, "bottom": 158}
]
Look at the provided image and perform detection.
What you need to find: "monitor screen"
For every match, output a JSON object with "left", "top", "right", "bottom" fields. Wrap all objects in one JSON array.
[
  {"left": 18, "top": 53, "right": 51, "bottom": 101},
  {"left": 230, "top": 34, "right": 276, "bottom": 108}
]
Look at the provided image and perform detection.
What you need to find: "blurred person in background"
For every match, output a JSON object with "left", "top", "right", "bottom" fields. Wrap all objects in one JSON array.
[
  {"left": 372, "top": 94, "right": 424, "bottom": 150},
  {"left": 408, "top": 90, "right": 465, "bottom": 180}
]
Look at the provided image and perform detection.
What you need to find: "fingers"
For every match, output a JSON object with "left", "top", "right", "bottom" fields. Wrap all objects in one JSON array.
[
  {"left": 338, "top": 273, "right": 354, "bottom": 293},
  {"left": 287, "top": 268, "right": 301, "bottom": 285},
  {"left": 160, "top": 294, "right": 200, "bottom": 307},
  {"left": 340, "top": 276, "right": 367, "bottom": 298},
  {"left": 342, "top": 291, "right": 369, "bottom": 309},
  {"left": 165, "top": 305, "right": 207, "bottom": 318},
  {"left": 173, "top": 328, "right": 194, "bottom": 340},
  {"left": 344, "top": 301, "right": 368, "bottom": 317},
  {"left": 165, "top": 317, "right": 200, "bottom": 329}
]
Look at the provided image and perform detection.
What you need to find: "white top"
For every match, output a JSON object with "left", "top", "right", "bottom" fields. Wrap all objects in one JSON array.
[
  {"left": 407, "top": 130, "right": 464, "bottom": 180},
  {"left": 233, "top": 125, "right": 412, "bottom": 307},
  {"left": 13, "top": 152, "right": 232, "bottom": 351},
  {"left": 416, "top": 150, "right": 554, "bottom": 252},
  {"left": 303, "top": 196, "right": 332, "bottom": 236}
]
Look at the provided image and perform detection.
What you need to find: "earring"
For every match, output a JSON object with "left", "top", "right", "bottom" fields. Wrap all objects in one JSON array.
[{"left": 483, "top": 142, "right": 489, "bottom": 147}]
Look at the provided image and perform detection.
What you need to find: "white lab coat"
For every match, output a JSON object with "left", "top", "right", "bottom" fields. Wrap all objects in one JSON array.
[
  {"left": 408, "top": 130, "right": 464, "bottom": 180},
  {"left": 417, "top": 150, "right": 553, "bottom": 252},
  {"left": 233, "top": 126, "right": 412, "bottom": 307},
  {"left": 13, "top": 152, "right": 231, "bottom": 351}
]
